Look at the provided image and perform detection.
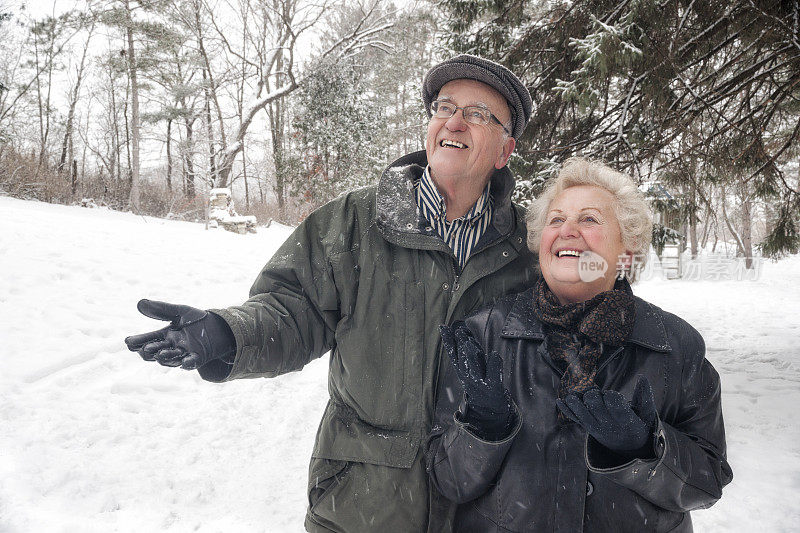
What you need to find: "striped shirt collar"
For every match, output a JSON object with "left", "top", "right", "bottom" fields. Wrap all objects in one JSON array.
[
  {"left": 414, "top": 166, "right": 494, "bottom": 267},
  {"left": 416, "top": 166, "right": 492, "bottom": 223}
]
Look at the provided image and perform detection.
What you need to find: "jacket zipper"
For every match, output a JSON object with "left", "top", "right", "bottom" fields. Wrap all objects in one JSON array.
[{"left": 431, "top": 238, "right": 517, "bottom": 425}]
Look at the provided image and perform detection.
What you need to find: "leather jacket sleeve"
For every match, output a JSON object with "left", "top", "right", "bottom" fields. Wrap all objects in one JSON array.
[
  {"left": 426, "top": 403, "right": 522, "bottom": 504},
  {"left": 586, "top": 332, "right": 733, "bottom": 512}
]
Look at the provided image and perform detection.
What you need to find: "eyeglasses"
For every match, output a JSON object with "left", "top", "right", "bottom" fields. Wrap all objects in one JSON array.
[{"left": 430, "top": 100, "right": 511, "bottom": 136}]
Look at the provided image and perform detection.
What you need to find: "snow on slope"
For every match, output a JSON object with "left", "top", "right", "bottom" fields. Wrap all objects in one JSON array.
[{"left": 1, "top": 195, "right": 798, "bottom": 532}]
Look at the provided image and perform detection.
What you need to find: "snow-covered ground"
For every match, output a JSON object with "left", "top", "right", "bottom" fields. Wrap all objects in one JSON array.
[{"left": 1, "top": 195, "right": 798, "bottom": 532}]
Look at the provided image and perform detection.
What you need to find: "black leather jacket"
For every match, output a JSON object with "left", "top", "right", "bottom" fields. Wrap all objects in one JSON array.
[{"left": 427, "top": 290, "right": 733, "bottom": 532}]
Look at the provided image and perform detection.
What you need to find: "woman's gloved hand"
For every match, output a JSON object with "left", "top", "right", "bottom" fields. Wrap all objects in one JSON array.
[
  {"left": 124, "top": 299, "right": 236, "bottom": 370},
  {"left": 440, "top": 321, "right": 515, "bottom": 441},
  {"left": 556, "top": 375, "right": 658, "bottom": 459}
]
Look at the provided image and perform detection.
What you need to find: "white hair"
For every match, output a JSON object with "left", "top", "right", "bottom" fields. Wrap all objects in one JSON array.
[{"left": 527, "top": 157, "right": 653, "bottom": 269}]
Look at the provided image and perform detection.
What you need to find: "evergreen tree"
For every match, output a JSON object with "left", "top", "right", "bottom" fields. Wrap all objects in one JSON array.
[
  {"left": 288, "top": 2, "right": 437, "bottom": 215},
  {"left": 437, "top": 0, "right": 800, "bottom": 257},
  {"left": 290, "top": 55, "right": 386, "bottom": 210}
]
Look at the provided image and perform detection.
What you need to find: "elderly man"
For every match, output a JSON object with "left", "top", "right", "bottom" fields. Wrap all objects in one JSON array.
[{"left": 125, "top": 55, "right": 537, "bottom": 532}]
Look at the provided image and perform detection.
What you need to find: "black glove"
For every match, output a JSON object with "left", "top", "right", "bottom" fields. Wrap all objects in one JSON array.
[
  {"left": 556, "top": 375, "right": 658, "bottom": 459},
  {"left": 440, "top": 321, "right": 514, "bottom": 441},
  {"left": 124, "top": 299, "right": 236, "bottom": 370}
]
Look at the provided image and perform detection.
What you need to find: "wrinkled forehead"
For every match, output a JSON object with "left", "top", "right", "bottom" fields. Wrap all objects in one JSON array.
[
  {"left": 548, "top": 185, "right": 618, "bottom": 215},
  {"left": 437, "top": 79, "right": 512, "bottom": 123}
]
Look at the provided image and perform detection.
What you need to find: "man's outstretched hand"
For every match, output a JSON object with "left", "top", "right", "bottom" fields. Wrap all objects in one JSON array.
[{"left": 124, "top": 299, "right": 235, "bottom": 370}]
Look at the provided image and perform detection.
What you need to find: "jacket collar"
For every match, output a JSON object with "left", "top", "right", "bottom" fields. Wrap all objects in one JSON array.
[
  {"left": 500, "top": 290, "right": 672, "bottom": 353},
  {"left": 375, "top": 150, "right": 516, "bottom": 237}
]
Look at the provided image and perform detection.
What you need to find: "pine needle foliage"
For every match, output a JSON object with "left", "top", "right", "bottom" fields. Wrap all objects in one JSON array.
[{"left": 437, "top": 0, "right": 800, "bottom": 257}]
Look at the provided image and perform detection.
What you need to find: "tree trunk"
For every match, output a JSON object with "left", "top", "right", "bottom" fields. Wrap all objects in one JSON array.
[
  {"left": 689, "top": 184, "right": 698, "bottom": 259},
  {"left": 401, "top": 80, "right": 408, "bottom": 154},
  {"left": 107, "top": 56, "right": 120, "bottom": 183},
  {"left": 124, "top": 93, "right": 131, "bottom": 191},
  {"left": 71, "top": 159, "right": 78, "bottom": 196},
  {"left": 242, "top": 141, "right": 249, "bottom": 210},
  {"left": 42, "top": 20, "right": 55, "bottom": 171},
  {"left": 59, "top": 21, "right": 93, "bottom": 176},
  {"left": 31, "top": 17, "right": 58, "bottom": 177},
  {"left": 80, "top": 107, "right": 89, "bottom": 186},
  {"left": 194, "top": 0, "right": 226, "bottom": 177},
  {"left": 202, "top": 68, "right": 216, "bottom": 187},
  {"left": 700, "top": 202, "right": 712, "bottom": 250},
  {"left": 721, "top": 186, "right": 746, "bottom": 259},
  {"left": 33, "top": 28, "right": 46, "bottom": 175},
  {"left": 738, "top": 183, "right": 754, "bottom": 269},
  {"left": 268, "top": 50, "right": 287, "bottom": 220},
  {"left": 125, "top": 0, "right": 141, "bottom": 212},
  {"left": 239, "top": 44, "right": 247, "bottom": 209},
  {"left": 184, "top": 119, "right": 196, "bottom": 199},
  {"left": 166, "top": 117, "right": 173, "bottom": 191}
]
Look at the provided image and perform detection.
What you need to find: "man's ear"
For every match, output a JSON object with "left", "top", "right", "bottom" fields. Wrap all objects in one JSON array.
[{"left": 495, "top": 137, "right": 516, "bottom": 169}]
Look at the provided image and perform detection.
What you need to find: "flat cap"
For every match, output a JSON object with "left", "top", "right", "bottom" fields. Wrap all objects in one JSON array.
[{"left": 422, "top": 54, "right": 533, "bottom": 139}]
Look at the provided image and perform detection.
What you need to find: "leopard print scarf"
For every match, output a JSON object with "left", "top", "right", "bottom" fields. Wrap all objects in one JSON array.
[{"left": 531, "top": 277, "right": 636, "bottom": 400}]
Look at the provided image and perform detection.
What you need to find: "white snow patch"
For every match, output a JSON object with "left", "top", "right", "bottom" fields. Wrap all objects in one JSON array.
[{"left": 1, "top": 195, "right": 798, "bottom": 531}]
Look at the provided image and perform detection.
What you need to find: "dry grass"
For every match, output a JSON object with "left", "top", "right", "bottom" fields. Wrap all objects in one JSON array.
[{"left": 0, "top": 148, "right": 297, "bottom": 225}]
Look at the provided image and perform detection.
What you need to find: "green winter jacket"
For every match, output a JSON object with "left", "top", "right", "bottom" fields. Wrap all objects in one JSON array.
[{"left": 200, "top": 150, "right": 538, "bottom": 532}]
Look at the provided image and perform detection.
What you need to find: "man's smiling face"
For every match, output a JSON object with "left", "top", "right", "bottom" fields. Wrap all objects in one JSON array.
[{"left": 425, "top": 79, "right": 514, "bottom": 191}]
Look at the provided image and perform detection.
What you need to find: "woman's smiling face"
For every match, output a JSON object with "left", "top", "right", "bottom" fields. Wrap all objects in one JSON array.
[{"left": 539, "top": 185, "right": 630, "bottom": 305}]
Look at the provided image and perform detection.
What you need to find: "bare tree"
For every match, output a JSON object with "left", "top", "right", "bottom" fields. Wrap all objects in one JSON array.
[
  {"left": 121, "top": 0, "right": 141, "bottom": 210},
  {"left": 58, "top": 13, "right": 97, "bottom": 198},
  {"left": 1, "top": 0, "right": 411, "bottom": 223},
  {"left": 206, "top": 0, "right": 395, "bottom": 190},
  {"left": 29, "top": 9, "right": 78, "bottom": 173}
]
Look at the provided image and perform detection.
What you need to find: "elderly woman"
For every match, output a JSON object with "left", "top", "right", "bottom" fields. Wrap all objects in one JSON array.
[{"left": 427, "top": 158, "right": 732, "bottom": 532}]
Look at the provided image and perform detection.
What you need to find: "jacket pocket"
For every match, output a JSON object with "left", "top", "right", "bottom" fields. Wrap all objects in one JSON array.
[
  {"left": 312, "top": 400, "right": 418, "bottom": 468},
  {"left": 308, "top": 456, "right": 351, "bottom": 513},
  {"left": 660, "top": 509, "right": 688, "bottom": 532}
]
